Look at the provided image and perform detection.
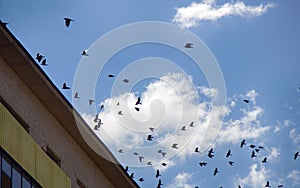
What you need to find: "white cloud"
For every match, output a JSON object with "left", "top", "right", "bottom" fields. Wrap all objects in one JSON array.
[
  {"left": 172, "top": 0, "right": 275, "bottom": 28},
  {"left": 266, "top": 147, "right": 280, "bottom": 163},
  {"left": 284, "top": 119, "right": 295, "bottom": 126},
  {"left": 234, "top": 163, "right": 270, "bottom": 187},
  {"left": 217, "top": 106, "right": 271, "bottom": 144},
  {"left": 288, "top": 170, "right": 300, "bottom": 186},
  {"left": 290, "top": 129, "right": 300, "bottom": 145},
  {"left": 165, "top": 172, "right": 196, "bottom": 188}
]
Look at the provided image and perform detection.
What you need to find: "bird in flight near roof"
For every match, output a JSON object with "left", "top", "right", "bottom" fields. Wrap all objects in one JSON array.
[
  {"left": 123, "top": 79, "right": 129, "bottom": 83},
  {"left": 240, "top": 139, "right": 246, "bottom": 148},
  {"left": 74, "top": 92, "right": 79, "bottom": 99},
  {"left": 88, "top": 99, "right": 95, "bottom": 106},
  {"left": 63, "top": 17, "right": 74, "bottom": 27},
  {"left": 171, "top": 143, "right": 178, "bottom": 149},
  {"left": 135, "top": 97, "right": 142, "bottom": 105},
  {"left": 184, "top": 43, "right": 193, "bottom": 48},
  {"left": 35, "top": 53, "right": 44, "bottom": 62},
  {"left": 41, "top": 59, "right": 48, "bottom": 66},
  {"left": 147, "top": 134, "right": 154, "bottom": 141},
  {"left": 294, "top": 151, "right": 299, "bottom": 160},
  {"left": 82, "top": 49, "right": 89, "bottom": 56},
  {"left": 62, "top": 83, "right": 70, "bottom": 89}
]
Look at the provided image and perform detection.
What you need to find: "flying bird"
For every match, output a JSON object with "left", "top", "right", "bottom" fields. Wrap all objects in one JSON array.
[
  {"left": 189, "top": 121, "right": 195, "bottom": 127},
  {"left": 82, "top": 49, "right": 89, "bottom": 56},
  {"left": 149, "top": 127, "right": 155, "bottom": 132},
  {"left": 134, "top": 107, "right": 140, "bottom": 112},
  {"left": 135, "top": 97, "right": 142, "bottom": 105},
  {"left": 195, "top": 147, "right": 199, "bottom": 153},
  {"left": 63, "top": 17, "right": 73, "bottom": 27},
  {"left": 240, "top": 139, "right": 246, "bottom": 148},
  {"left": 228, "top": 161, "right": 234, "bottom": 166},
  {"left": 155, "top": 170, "right": 161, "bottom": 178},
  {"left": 181, "top": 126, "right": 186, "bottom": 131},
  {"left": 123, "top": 79, "right": 129, "bottom": 83},
  {"left": 249, "top": 144, "right": 256, "bottom": 148},
  {"left": 35, "top": 53, "right": 44, "bottom": 62},
  {"left": 74, "top": 92, "right": 80, "bottom": 99},
  {"left": 213, "top": 168, "right": 219, "bottom": 176},
  {"left": 133, "top": 152, "right": 139, "bottom": 156},
  {"left": 118, "top": 149, "right": 124, "bottom": 153},
  {"left": 184, "top": 43, "right": 193, "bottom": 48},
  {"left": 138, "top": 156, "right": 144, "bottom": 163},
  {"left": 130, "top": 173, "right": 134, "bottom": 179},
  {"left": 157, "top": 179, "right": 163, "bottom": 188},
  {"left": 251, "top": 151, "right": 257, "bottom": 158},
  {"left": 118, "top": 111, "right": 123, "bottom": 115},
  {"left": 94, "top": 114, "right": 99, "bottom": 122},
  {"left": 41, "top": 59, "right": 48, "bottom": 66},
  {"left": 258, "top": 146, "right": 264, "bottom": 149},
  {"left": 265, "top": 181, "right": 270, "bottom": 187},
  {"left": 62, "top": 83, "right": 70, "bottom": 89},
  {"left": 262, "top": 157, "right": 267, "bottom": 163},
  {"left": 124, "top": 166, "right": 128, "bottom": 172},
  {"left": 161, "top": 152, "right": 166, "bottom": 157},
  {"left": 294, "top": 151, "right": 299, "bottom": 160},
  {"left": 255, "top": 148, "right": 260, "bottom": 153},
  {"left": 278, "top": 185, "right": 283, "bottom": 187},
  {"left": 208, "top": 148, "right": 214, "bottom": 158},
  {"left": 88, "top": 99, "right": 95, "bottom": 106},
  {"left": 162, "top": 163, "right": 167, "bottom": 166},
  {"left": 138, "top": 178, "right": 144, "bottom": 182},
  {"left": 97, "top": 119, "right": 103, "bottom": 129},
  {"left": 147, "top": 134, "right": 154, "bottom": 141},
  {"left": 199, "top": 162, "right": 207, "bottom": 167},
  {"left": 147, "top": 161, "right": 152, "bottom": 166},
  {"left": 243, "top": 99, "right": 250, "bottom": 103},
  {"left": 226, "top": 149, "right": 232, "bottom": 158},
  {"left": 108, "top": 74, "right": 115, "bottom": 78},
  {"left": 171, "top": 143, "right": 178, "bottom": 149}
]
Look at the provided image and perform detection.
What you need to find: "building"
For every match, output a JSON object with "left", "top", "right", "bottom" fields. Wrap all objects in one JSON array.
[{"left": 0, "top": 21, "right": 139, "bottom": 188}]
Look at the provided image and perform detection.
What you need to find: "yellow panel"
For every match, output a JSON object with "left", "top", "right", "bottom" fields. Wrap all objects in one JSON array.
[{"left": 0, "top": 103, "right": 71, "bottom": 188}]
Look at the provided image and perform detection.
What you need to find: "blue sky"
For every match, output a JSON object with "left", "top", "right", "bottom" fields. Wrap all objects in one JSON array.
[{"left": 1, "top": 0, "right": 300, "bottom": 187}]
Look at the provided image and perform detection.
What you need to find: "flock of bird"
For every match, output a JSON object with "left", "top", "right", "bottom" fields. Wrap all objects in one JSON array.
[{"left": 3, "top": 18, "right": 298, "bottom": 188}]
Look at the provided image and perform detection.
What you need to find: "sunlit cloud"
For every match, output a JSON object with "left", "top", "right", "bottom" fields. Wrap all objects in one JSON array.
[
  {"left": 165, "top": 172, "right": 196, "bottom": 188},
  {"left": 287, "top": 170, "right": 300, "bottom": 186}
]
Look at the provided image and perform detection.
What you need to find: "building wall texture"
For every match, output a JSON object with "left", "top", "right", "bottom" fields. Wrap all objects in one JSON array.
[{"left": 0, "top": 55, "right": 116, "bottom": 187}]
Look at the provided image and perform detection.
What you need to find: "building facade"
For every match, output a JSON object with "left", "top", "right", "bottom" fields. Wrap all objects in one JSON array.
[{"left": 0, "top": 21, "right": 138, "bottom": 188}]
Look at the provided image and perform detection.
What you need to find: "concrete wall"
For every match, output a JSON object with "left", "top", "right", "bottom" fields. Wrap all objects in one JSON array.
[{"left": 0, "top": 56, "right": 115, "bottom": 188}]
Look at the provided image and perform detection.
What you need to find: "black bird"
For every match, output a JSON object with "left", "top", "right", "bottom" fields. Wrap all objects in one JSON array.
[
  {"left": 278, "top": 185, "right": 283, "bottom": 187},
  {"left": 258, "top": 146, "right": 264, "bottom": 149},
  {"left": 123, "top": 79, "right": 129, "bottom": 83},
  {"left": 294, "top": 151, "right": 299, "bottom": 160},
  {"left": 199, "top": 162, "right": 207, "bottom": 167},
  {"left": 88, "top": 99, "right": 95, "bottom": 106},
  {"left": 161, "top": 152, "right": 167, "bottom": 157},
  {"left": 97, "top": 119, "right": 103, "bottom": 129},
  {"left": 100, "top": 104, "right": 104, "bottom": 110},
  {"left": 35, "top": 53, "right": 44, "bottom": 62},
  {"left": 226, "top": 149, "right": 232, "bottom": 158},
  {"left": 262, "top": 157, "right": 267, "bottom": 163},
  {"left": 162, "top": 163, "right": 167, "bottom": 166},
  {"left": 62, "top": 83, "right": 70, "bottom": 89},
  {"left": 133, "top": 152, "right": 139, "bottom": 156},
  {"left": 251, "top": 151, "right": 257, "bottom": 158},
  {"left": 41, "top": 59, "right": 48, "bottom": 66},
  {"left": 155, "top": 170, "right": 161, "bottom": 178},
  {"left": 147, "top": 135, "right": 154, "bottom": 141},
  {"left": 265, "top": 181, "right": 270, "bottom": 187},
  {"left": 124, "top": 166, "right": 128, "bottom": 172},
  {"left": 118, "top": 149, "right": 123, "bottom": 153},
  {"left": 240, "top": 139, "right": 246, "bottom": 148},
  {"left": 171, "top": 143, "right": 178, "bottom": 149},
  {"left": 228, "top": 161, "right": 234, "bottom": 166},
  {"left": 94, "top": 114, "right": 99, "bottom": 122},
  {"left": 195, "top": 147, "right": 199, "bottom": 153},
  {"left": 135, "top": 97, "right": 142, "bottom": 105},
  {"left": 181, "top": 126, "right": 186, "bottom": 131},
  {"left": 108, "top": 74, "right": 115, "bottom": 78},
  {"left": 82, "top": 50, "right": 89, "bottom": 56},
  {"left": 208, "top": 148, "right": 214, "bottom": 158},
  {"left": 93, "top": 125, "right": 98, "bottom": 130},
  {"left": 157, "top": 179, "right": 163, "bottom": 188},
  {"left": 147, "top": 161, "right": 152, "bottom": 166},
  {"left": 255, "top": 148, "right": 260, "bottom": 153},
  {"left": 249, "top": 144, "right": 256, "bottom": 148},
  {"left": 74, "top": 92, "right": 80, "bottom": 99},
  {"left": 238, "top": 185, "right": 241, "bottom": 188},
  {"left": 63, "top": 17, "right": 73, "bottom": 27},
  {"left": 138, "top": 178, "right": 144, "bottom": 182},
  {"left": 138, "top": 156, "right": 144, "bottom": 163},
  {"left": 243, "top": 99, "right": 250, "bottom": 103},
  {"left": 134, "top": 107, "right": 140, "bottom": 112},
  {"left": 213, "top": 168, "right": 219, "bottom": 176},
  {"left": 130, "top": 173, "right": 134, "bottom": 179},
  {"left": 184, "top": 43, "right": 193, "bottom": 48},
  {"left": 189, "top": 121, "right": 194, "bottom": 127},
  {"left": 149, "top": 127, "right": 155, "bottom": 132},
  {"left": 116, "top": 102, "right": 120, "bottom": 105},
  {"left": 118, "top": 111, "right": 123, "bottom": 115}
]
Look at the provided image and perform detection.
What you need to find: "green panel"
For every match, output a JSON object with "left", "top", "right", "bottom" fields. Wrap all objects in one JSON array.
[{"left": 0, "top": 103, "right": 71, "bottom": 188}]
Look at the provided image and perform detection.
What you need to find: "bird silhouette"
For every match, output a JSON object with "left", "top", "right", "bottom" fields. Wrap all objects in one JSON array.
[
  {"left": 213, "top": 168, "right": 219, "bottom": 176},
  {"left": 251, "top": 151, "right": 257, "bottom": 158},
  {"left": 118, "top": 111, "right": 123, "bottom": 115},
  {"left": 147, "top": 134, "right": 154, "bottom": 141},
  {"left": 94, "top": 114, "right": 99, "bottom": 122},
  {"left": 157, "top": 179, "right": 163, "bottom": 188},
  {"left": 149, "top": 127, "right": 155, "bottom": 132},
  {"left": 243, "top": 99, "right": 250, "bottom": 103},
  {"left": 240, "top": 139, "right": 246, "bottom": 148},
  {"left": 226, "top": 149, "right": 232, "bottom": 158},
  {"left": 134, "top": 107, "right": 140, "bottom": 112},
  {"left": 88, "top": 99, "right": 95, "bottom": 105},
  {"left": 100, "top": 104, "right": 104, "bottom": 110},
  {"left": 294, "top": 151, "right": 299, "bottom": 160},
  {"left": 63, "top": 17, "right": 73, "bottom": 27},
  {"left": 97, "top": 119, "right": 103, "bottom": 129},
  {"left": 238, "top": 185, "right": 241, "bottom": 188},
  {"left": 36, "top": 53, "right": 44, "bottom": 62},
  {"left": 147, "top": 161, "right": 152, "bottom": 165},
  {"left": 133, "top": 152, "right": 139, "bottom": 156},
  {"left": 74, "top": 92, "right": 80, "bottom": 99},
  {"left": 138, "top": 178, "right": 144, "bottom": 182},
  {"left": 124, "top": 166, "right": 128, "bottom": 172},
  {"left": 265, "top": 181, "right": 270, "bottom": 187},
  {"left": 262, "top": 157, "right": 267, "bottom": 163},
  {"left": 255, "top": 148, "right": 260, "bottom": 153},
  {"left": 108, "top": 74, "right": 115, "bottom": 78},
  {"left": 130, "top": 172, "right": 134, "bottom": 179},
  {"left": 123, "top": 79, "right": 129, "bottom": 83},
  {"left": 228, "top": 161, "right": 234, "bottom": 166},
  {"left": 181, "top": 126, "right": 186, "bottom": 131},
  {"left": 161, "top": 152, "right": 166, "bottom": 157},
  {"left": 195, "top": 147, "right": 199, "bottom": 153},
  {"left": 82, "top": 50, "right": 89, "bottom": 56},
  {"left": 41, "top": 59, "right": 48, "bottom": 66},
  {"left": 258, "top": 146, "right": 264, "bottom": 149},
  {"left": 189, "top": 121, "right": 194, "bottom": 127},
  {"left": 199, "top": 162, "right": 207, "bottom": 167},
  {"left": 278, "top": 185, "right": 283, "bottom": 187},
  {"left": 118, "top": 149, "right": 123, "bottom": 153},
  {"left": 138, "top": 156, "right": 144, "bottom": 163},
  {"left": 171, "top": 143, "right": 178, "bottom": 149},
  {"left": 162, "top": 163, "right": 167, "bottom": 166},
  {"left": 249, "top": 144, "right": 256, "bottom": 148},
  {"left": 184, "top": 43, "right": 193, "bottom": 48},
  {"left": 208, "top": 148, "right": 214, "bottom": 158},
  {"left": 62, "top": 83, "right": 70, "bottom": 89},
  {"left": 135, "top": 97, "right": 142, "bottom": 105},
  {"left": 155, "top": 170, "right": 161, "bottom": 178}
]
